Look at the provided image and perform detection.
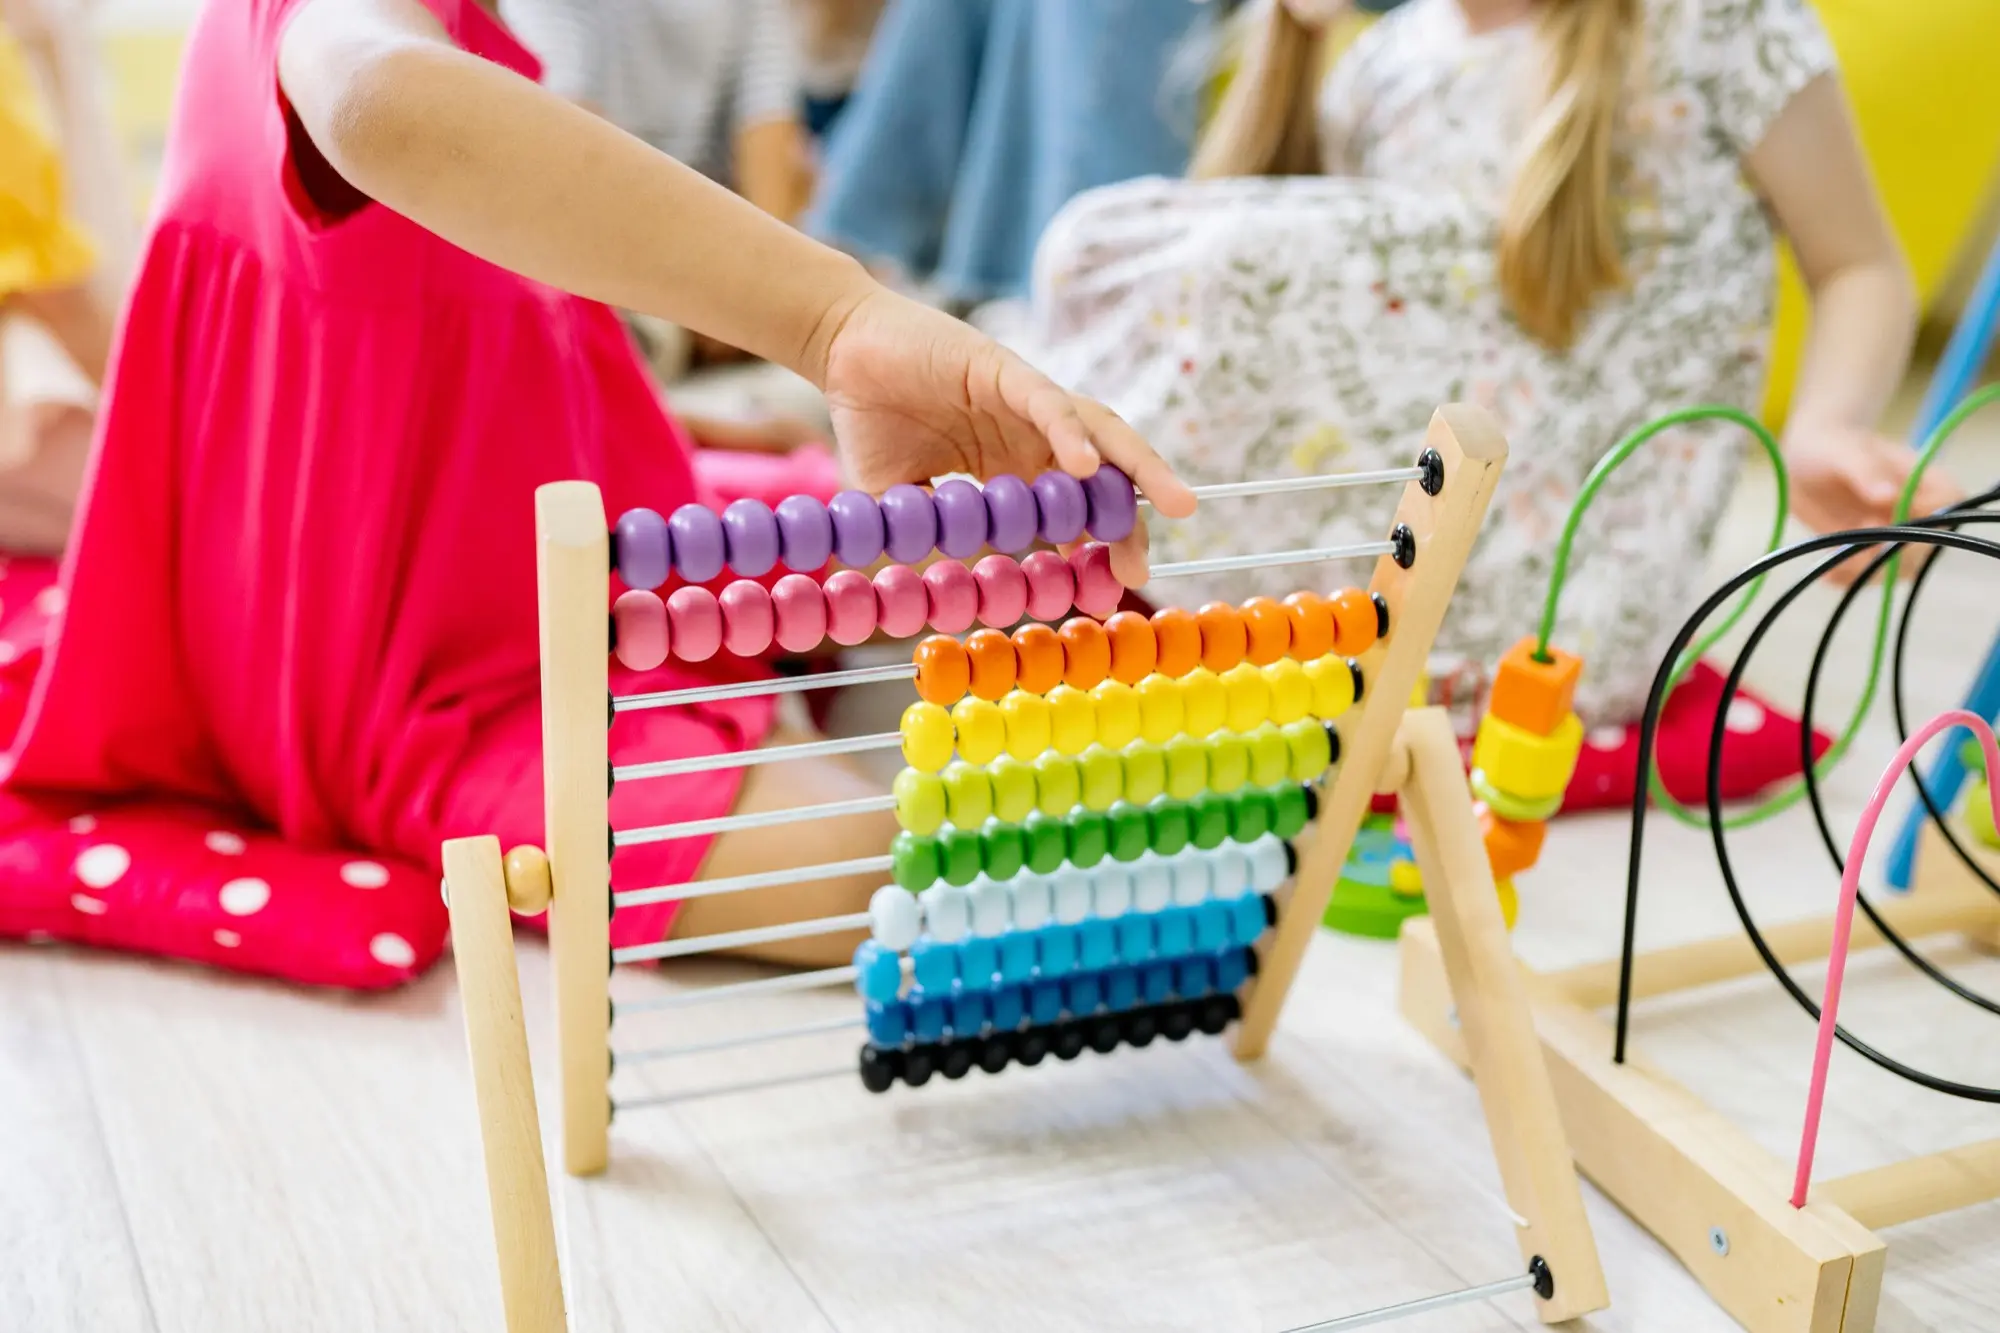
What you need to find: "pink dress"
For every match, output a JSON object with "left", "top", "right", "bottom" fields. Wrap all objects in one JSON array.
[{"left": 0, "top": 0, "right": 809, "bottom": 987}]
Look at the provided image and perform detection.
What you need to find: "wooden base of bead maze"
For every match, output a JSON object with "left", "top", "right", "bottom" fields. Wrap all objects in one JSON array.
[
  {"left": 1399, "top": 823, "right": 2000, "bottom": 1333},
  {"left": 441, "top": 404, "right": 1612, "bottom": 1332}
]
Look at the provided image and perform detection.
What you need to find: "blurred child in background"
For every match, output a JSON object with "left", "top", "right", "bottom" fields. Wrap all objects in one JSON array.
[{"left": 1020, "top": 0, "right": 1959, "bottom": 722}]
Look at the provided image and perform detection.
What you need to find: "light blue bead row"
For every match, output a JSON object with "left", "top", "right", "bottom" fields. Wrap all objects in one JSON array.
[{"left": 864, "top": 946, "right": 1254, "bottom": 1047}]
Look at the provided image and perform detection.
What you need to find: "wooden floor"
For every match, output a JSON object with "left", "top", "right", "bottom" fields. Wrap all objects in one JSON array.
[{"left": 10, "top": 380, "right": 2000, "bottom": 1332}]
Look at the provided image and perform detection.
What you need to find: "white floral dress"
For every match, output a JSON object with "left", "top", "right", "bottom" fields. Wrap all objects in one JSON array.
[{"left": 1019, "top": 0, "right": 1833, "bottom": 722}]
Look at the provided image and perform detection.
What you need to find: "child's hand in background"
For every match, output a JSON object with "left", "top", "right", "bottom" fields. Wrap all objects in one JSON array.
[
  {"left": 1787, "top": 424, "right": 1964, "bottom": 583},
  {"left": 812, "top": 287, "right": 1197, "bottom": 587}
]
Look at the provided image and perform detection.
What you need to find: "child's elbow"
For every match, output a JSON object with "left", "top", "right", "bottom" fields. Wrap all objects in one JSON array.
[{"left": 280, "top": 27, "right": 436, "bottom": 198}]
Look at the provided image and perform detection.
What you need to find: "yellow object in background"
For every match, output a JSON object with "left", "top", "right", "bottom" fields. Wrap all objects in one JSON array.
[
  {"left": 1762, "top": 0, "right": 2000, "bottom": 427},
  {"left": 0, "top": 24, "right": 96, "bottom": 296}
]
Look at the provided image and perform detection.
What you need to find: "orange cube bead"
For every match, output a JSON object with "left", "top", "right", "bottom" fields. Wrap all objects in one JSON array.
[
  {"left": 1059, "top": 616, "right": 1112, "bottom": 690},
  {"left": 1241, "top": 596, "right": 1291, "bottom": 667},
  {"left": 1012, "top": 623, "right": 1065, "bottom": 696},
  {"left": 913, "top": 635, "right": 970, "bottom": 706},
  {"left": 1489, "top": 635, "right": 1583, "bottom": 736},
  {"left": 1329, "top": 588, "right": 1378, "bottom": 656},
  {"left": 1196, "top": 602, "right": 1248, "bottom": 673},
  {"left": 1480, "top": 808, "right": 1547, "bottom": 880},
  {"left": 1151, "top": 606, "right": 1202, "bottom": 678},
  {"left": 1104, "top": 610, "right": 1159, "bottom": 685},
  {"left": 1281, "top": 591, "right": 1336, "bottom": 661},
  {"left": 965, "top": 628, "right": 1018, "bottom": 701}
]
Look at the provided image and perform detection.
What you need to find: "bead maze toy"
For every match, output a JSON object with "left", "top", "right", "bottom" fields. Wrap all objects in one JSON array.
[
  {"left": 1401, "top": 465, "right": 2000, "bottom": 1333},
  {"left": 440, "top": 404, "right": 1613, "bottom": 1331}
]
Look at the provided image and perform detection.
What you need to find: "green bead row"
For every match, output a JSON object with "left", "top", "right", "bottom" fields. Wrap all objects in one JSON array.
[
  {"left": 891, "top": 719, "right": 1335, "bottom": 836},
  {"left": 889, "top": 781, "right": 1315, "bottom": 892}
]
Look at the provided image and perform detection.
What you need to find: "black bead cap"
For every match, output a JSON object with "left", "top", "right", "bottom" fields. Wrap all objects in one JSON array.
[{"left": 1417, "top": 448, "right": 1445, "bottom": 496}]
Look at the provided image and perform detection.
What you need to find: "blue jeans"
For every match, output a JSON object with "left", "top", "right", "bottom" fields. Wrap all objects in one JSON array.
[{"left": 807, "top": 0, "right": 1207, "bottom": 304}]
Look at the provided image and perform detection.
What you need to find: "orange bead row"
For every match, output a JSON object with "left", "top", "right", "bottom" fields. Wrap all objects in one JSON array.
[{"left": 912, "top": 588, "right": 1386, "bottom": 707}]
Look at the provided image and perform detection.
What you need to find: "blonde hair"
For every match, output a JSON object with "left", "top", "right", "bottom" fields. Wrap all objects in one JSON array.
[{"left": 1191, "top": 0, "right": 1639, "bottom": 350}]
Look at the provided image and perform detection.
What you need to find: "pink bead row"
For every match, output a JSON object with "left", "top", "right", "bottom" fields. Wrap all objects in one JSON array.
[{"left": 611, "top": 543, "right": 1125, "bottom": 670}]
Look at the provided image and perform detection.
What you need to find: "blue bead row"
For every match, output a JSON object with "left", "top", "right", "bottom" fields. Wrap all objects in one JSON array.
[
  {"left": 862, "top": 945, "right": 1253, "bottom": 1048},
  {"left": 854, "top": 894, "right": 1272, "bottom": 1003}
]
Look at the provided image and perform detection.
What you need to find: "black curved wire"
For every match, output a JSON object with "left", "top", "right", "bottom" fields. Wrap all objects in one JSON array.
[
  {"left": 1790, "top": 500, "right": 2000, "bottom": 1015},
  {"left": 1696, "top": 519, "right": 2000, "bottom": 1098},
  {"left": 1613, "top": 521, "right": 2000, "bottom": 1090}
]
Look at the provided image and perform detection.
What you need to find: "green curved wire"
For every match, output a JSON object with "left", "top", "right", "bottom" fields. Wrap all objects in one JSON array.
[{"left": 1531, "top": 382, "right": 2000, "bottom": 830}]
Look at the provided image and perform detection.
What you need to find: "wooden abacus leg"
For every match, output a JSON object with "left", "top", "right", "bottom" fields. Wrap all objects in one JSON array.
[
  {"left": 1395, "top": 708, "right": 1609, "bottom": 1323},
  {"left": 445, "top": 836, "right": 568, "bottom": 1333},
  {"left": 1234, "top": 403, "right": 1508, "bottom": 1058},
  {"left": 538, "top": 481, "right": 613, "bottom": 1177}
]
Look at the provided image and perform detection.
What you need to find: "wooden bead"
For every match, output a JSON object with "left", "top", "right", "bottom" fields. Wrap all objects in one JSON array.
[
  {"left": 989, "top": 755, "right": 1040, "bottom": 822},
  {"left": 1181, "top": 668, "right": 1228, "bottom": 737},
  {"left": 1221, "top": 662, "right": 1272, "bottom": 733},
  {"left": 611, "top": 589, "right": 669, "bottom": 671},
  {"left": 1281, "top": 591, "right": 1335, "bottom": 661},
  {"left": 1046, "top": 684, "right": 1097, "bottom": 756},
  {"left": 913, "top": 636, "right": 971, "bottom": 706},
  {"left": 1195, "top": 602, "right": 1248, "bottom": 673},
  {"left": 1104, "top": 610, "right": 1158, "bottom": 684},
  {"left": 1150, "top": 606, "right": 1202, "bottom": 678},
  {"left": 1241, "top": 597, "right": 1291, "bottom": 667},
  {"left": 502, "top": 845, "right": 553, "bottom": 914},
  {"left": 1120, "top": 741, "right": 1167, "bottom": 805},
  {"left": 1012, "top": 623, "right": 1065, "bottom": 696},
  {"left": 900, "top": 701, "right": 955, "bottom": 773},
  {"left": 1000, "top": 690, "right": 1053, "bottom": 762},
  {"left": 1488, "top": 635, "right": 1584, "bottom": 736},
  {"left": 1329, "top": 588, "right": 1379, "bottom": 656},
  {"left": 1247, "top": 725, "right": 1291, "bottom": 787},
  {"left": 1091, "top": 679, "right": 1141, "bottom": 749},
  {"left": 1058, "top": 616, "right": 1112, "bottom": 690},
  {"left": 1078, "top": 746, "right": 1125, "bottom": 812},
  {"left": 1471, "top": 710, "right": 1584, "bottom": 804},
  {"left": 1033, "top": 753, "right": 1082, "bottom": 816},
  {"left": 1481, "top": 808, "right": 1548, "bottom": 880},
  {"left": 951, "top": 696, "right": 1007, "bottom": 766},
  {"left": 1469, "top": 769, "right": 1564, "bottom": 824},
  {"left": 894, "top": 769, "right": 949, "bottom": 835},
  {"left": 771, "top": 573, "right": 828, "bottom": 654},
  {"left": 1303, "top": 655, "right": 1356, "bottom": 720},
  {"left": 941, "top": 761, "right": 995, "bottom": 828},
  {"left": 1264, "top": 658, "right": 1312, "bottom": 725},
  {"left": 965, "top": 628, "right": 1018, "bottom": 702},
  {"left": 1135, "top": 674, "right": 1186, "bottom": 744}
]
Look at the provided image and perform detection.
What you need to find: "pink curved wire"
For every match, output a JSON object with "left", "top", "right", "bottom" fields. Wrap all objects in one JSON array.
[{"left": 1791, "top": 709, "right": 2000, "bottom": 1208}]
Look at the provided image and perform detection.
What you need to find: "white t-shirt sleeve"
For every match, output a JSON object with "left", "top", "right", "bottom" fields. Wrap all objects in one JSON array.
[{"left": 1685, "top": 0, "right": 1836, "bottom": 157}]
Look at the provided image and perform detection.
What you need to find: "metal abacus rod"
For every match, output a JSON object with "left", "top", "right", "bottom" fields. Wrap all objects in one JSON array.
[
  {"left": 1281, "top": 1264, "right": 1547, "bottom": 1333},
  {"left": 614, "top": 794, "right": 898, "bottom": 847},
  {"left": 614, "top": 854, "right": 893, "bottom": 909},
  {"left": 613, "top": 963, "right": 864, "bottom": 1014},
  {"left": 612, "top": 910, "right": 873, "bottom": 965},
  {"left": 614, "top": 732, "right": 902, "bottom": 782},
  {"left": 1138, "top": 465, "right": 1427, "bottom": 505},
  {"left": 612, "top": 1064, "right": 855, "bottom": 1114},
  {"left": 614, "top": 1015, "right": 865, "bottom": 1066}
]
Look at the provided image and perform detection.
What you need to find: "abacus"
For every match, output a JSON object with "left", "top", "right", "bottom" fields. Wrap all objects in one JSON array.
[{"left": 443, "top": 405, "right": 1610, "bottom": 1331}]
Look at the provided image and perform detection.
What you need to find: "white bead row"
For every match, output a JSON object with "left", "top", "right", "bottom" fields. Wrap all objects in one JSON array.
[{"left": 865, "top": 835, "right": 1291, "bottom": 952}]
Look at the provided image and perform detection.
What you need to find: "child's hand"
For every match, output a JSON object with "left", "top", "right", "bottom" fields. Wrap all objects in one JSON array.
[
  {"left": 815, "top": 288, "right": 1197, "bottom": 587},
  {"left": 1788, "top": 425, "right": 1964, "bottom": 584}
]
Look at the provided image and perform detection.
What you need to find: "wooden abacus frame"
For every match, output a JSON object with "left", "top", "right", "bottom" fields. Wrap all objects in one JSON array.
[
  {"left": 1399, "top": 814, "right": 2000, "bottom": 1333},
  {"left": 442, "top": 404, "right": 1611, "bottom": 1332}
]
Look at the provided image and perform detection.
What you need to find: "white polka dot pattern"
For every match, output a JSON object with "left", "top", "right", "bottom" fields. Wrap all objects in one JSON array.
[
  {"left": 369, "top": 933, "right": 417, "bottom": 968},
  {"left": 74, "top": 844, "right": 131, "bottom": 888},
  {"left": 218, "top": 878, "right": 272, "bottom": 916},
  {"left": 205, "top": 831, "right": 248, "bottom": 855},
  {"left": 340, "top": 861, "right": 390, "bottom": 889}
]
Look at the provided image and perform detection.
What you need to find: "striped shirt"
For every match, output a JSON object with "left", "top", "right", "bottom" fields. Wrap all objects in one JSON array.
[{"left": 503, "top": 0, "right": 801, "bottom": 185}]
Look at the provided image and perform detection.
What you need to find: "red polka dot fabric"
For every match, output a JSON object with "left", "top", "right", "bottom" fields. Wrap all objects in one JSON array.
[{"left": 0, "top": 557, "right": 429, "bottom": 987}]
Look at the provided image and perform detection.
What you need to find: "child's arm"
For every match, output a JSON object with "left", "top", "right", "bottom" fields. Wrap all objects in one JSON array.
[
  {"left": 279, "top": 0, "right": 1193, "bottom": 583},
  {"left": 733, "top": 0, "right": 814, "bottom": 223},
  {"left": 1744, "top": 73, "right": 1961, "bottom": 535}
]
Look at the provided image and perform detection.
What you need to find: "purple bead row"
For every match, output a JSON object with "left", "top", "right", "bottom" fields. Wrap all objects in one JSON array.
[{"left": 611, "top": 466, "right": 1139, "bottom": 591}]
